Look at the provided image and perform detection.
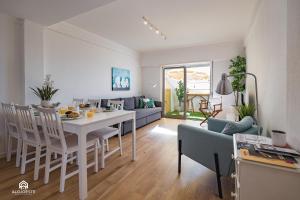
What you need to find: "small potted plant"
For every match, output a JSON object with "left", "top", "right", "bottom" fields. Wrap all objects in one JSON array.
[
  {"left": 30, "top": 75, "right": 59, "bottom": 107},
  {"left": 236, "top": 104, "right": 256, "bottom": 121}
]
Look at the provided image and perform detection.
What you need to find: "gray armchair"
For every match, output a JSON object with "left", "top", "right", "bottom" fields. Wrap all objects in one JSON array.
[{"left": 177, "top": 117, "right": 259, "bottom": 198}]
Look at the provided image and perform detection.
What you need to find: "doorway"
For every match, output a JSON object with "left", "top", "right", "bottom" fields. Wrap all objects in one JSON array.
[{"left": 163, "top": 61, "right": 212, "bottom": 120}]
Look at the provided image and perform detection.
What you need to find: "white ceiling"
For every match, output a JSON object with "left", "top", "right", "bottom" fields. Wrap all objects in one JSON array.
[
  {"left": 0, "top": 0, "right": 116, "bottom": 25},
  {"left": 67, "top": 0, "right": 259, "bottom": 52}
]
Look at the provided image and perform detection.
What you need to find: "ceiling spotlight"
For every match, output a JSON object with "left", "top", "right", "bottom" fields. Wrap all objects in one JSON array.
[{"left": 142, "top": 16, "right": 166, "bottom": 40}]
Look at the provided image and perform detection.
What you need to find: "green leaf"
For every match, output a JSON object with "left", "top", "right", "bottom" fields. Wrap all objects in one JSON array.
[
  {"left": 30, "top": 85, "right": 59, "bottom": 101},
  {"left": 236, "top": 104, "right": 256, "bottom": 119},
  {"left": 229, "top": 56, "right": 246, "bottom": 106}
]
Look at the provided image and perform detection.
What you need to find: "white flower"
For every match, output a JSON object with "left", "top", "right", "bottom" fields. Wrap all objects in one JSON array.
[{"left": 43, "top": 74, "right": 54, "bottom": 88}]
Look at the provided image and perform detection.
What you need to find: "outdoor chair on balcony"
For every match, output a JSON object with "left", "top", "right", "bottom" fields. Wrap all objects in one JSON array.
[{"left": 199, "top": 96, "right": 222, "bottom": 126}]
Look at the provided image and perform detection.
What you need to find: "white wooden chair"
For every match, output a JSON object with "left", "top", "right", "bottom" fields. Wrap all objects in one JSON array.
[
  {"left": 108, "top": 99, "right": 124, "bottom": 110},
  {"left": 37, "top": 107, "right": 99, "bottom": 192},
  {"left": 88, "top": 98, "right": 101, "bottom": 108},
  {"left": 92, "top": 100, "right": 124, "bottom": 169},
  {"left": 15, "top": 105, "right": 46, "bottom": 180},
  {"left": 73, "top": 98, "right": 84, "bottom": 106},
  {"left": 1, "top": 103, "right": 22, "bottom": 167}
]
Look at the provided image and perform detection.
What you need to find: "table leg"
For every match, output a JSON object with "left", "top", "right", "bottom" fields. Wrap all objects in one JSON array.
[
  {"left": 78, "top": 130, "right": 88, "bottom": 200},
  {"left": 191, "top": 96, "right": 196, "bottom": 112},
  {"left": 132, "top": 116, "right": 136, "bottom": 161}
]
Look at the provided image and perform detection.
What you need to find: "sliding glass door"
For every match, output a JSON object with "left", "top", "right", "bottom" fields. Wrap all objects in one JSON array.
[
  {"left": 163, "top": 67, "right": 186, "bottom": 119},
  {"left": 163, "top": 62, "right": 212, "bottom": 120}
]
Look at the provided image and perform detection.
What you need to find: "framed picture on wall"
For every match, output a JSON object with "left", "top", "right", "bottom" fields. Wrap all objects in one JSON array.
[{"left": 112, "top": 67, "right": 130, "bottom": 91}]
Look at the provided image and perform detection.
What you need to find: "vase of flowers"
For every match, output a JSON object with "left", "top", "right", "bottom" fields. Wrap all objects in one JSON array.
[{"left": 30, "top": 74, "right": 59, "bottom": 107}]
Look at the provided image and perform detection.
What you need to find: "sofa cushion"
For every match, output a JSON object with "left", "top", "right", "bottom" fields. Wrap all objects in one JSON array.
[
  {"left": 121, "top": 97, "right": 135, "bottom": 110},
  {"left": 134, "top": 96, "right": 145, "bottom": 108},
  {"left": 134, "top": 107, "right": 162, "bottom": 119},
  {"left": 221, "top": 116, "right": 254, "bottom": 135},
  {"left": 154, "top": 101, "right": 162, "bottom": 107}
]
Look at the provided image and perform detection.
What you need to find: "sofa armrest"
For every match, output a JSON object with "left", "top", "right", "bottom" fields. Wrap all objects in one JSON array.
[
  {"left": 178, "top": 124, "right": 234, "bottom": 176},
  {"left": 207, "top": 118, "right": 232, "bottom": 132},
  {"left": 240, "top": 125, "right": 261, "bottom": 135},
  {"left": 154, "top": 101, "right": 162, "bottom": 107}
]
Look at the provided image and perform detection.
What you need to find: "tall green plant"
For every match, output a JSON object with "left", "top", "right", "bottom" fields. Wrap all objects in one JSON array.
[
  {"left": 175, "top": 80, "right": 184, "bottom": 106},
  {"left": 229, "top": 56, "right": 246, "bottom": 106}
]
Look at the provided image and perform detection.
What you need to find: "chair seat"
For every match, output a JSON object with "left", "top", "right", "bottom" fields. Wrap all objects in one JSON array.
[
  {"left": 91, "top": 127, "right": 119, "bottom": 140},
  {"left": 25, "top": 131, "right": 46, "bottom": 145},
  {"left": 8, "top": 126, "right": 20, "bottom": 139},
  {"left": 51, "top": 133, "right": 99, "bottom": 153}
]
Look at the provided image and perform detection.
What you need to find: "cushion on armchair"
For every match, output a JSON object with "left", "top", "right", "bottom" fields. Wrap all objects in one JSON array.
[{"left": 221, "top": 116, "right": 254, "bottom": 135}]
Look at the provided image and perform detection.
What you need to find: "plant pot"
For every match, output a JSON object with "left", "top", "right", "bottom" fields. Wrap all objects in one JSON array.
[
  {"left": 232, "top": 105, "right": 240, "bottom": 121},
  {"left": 41, "top": 100, "right": 51, "bottom": 108},
  {"left": 178, "top": 103, "right": 184, "bottom": 112}
]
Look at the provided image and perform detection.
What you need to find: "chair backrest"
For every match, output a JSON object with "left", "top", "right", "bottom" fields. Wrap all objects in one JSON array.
[
  {"left": 107, "top": 100, "right": 123, "bottom": 130},
  {"left": 15, "top": 105, "right": 41, "bottom": 144},
  {"left": 1, "top": 103, "right": 20, "bottom": 136},
  {"left": 73, "top": 98, "right": 84, "bottom": 106},
  {"left": 88, "top": 99, "right": 101, "bottom": 108},
  {"left": 200, "top": 96, "right": 222, "bottom": 112},
  {"left": 107, "top": 100, "right": 124, "bottom": 110},
  {"left": 209, "top": 96, "right": 222, "bottom": 105},
  {"left": 37, "top": 107, "right": 67, "bottom": 151}
]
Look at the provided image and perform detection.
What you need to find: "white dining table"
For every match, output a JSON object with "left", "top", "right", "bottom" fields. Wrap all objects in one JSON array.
[{"left": 61, "top": 110, "right": 136, "bottom": 200}]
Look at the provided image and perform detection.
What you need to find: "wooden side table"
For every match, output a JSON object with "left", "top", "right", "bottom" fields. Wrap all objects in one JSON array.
[{"left": 232, "top": 134, "right": 300, "bottom": 200}]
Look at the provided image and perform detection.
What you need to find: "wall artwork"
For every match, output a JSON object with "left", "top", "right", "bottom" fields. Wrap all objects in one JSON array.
[{"left": 112, "top": 67, "right": 130, "bottom": 91}]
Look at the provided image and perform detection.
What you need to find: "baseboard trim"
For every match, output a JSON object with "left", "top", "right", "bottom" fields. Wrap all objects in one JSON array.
[{"left": 0, "top": 150, "right": 16, "bottom": 159}]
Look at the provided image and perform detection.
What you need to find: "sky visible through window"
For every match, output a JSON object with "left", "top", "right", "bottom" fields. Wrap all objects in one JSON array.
[{"left": 186, "top": 66, "right": 211, "bottom": 93}]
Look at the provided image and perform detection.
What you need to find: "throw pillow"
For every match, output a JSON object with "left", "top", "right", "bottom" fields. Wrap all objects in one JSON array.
[
  {"left": 221, "top": 116, "right": 254, "bottom": 135},
  {"left": 134, "top": 96, "right": 145, "bottom": 108},
  {"left": 138, "top": 98, "right": 145, "bottom": 108},
  {"left": 146, "top": 99, "right": 155, "bottom": 108},
  {"left": 142, "top": 98, "right": 150, "bottom": 108}
]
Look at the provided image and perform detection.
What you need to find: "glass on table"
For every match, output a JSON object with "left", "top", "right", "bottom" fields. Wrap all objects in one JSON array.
[
  {"left": 87, "top": 110, "right": 95, "bottom": 118},
  {"left": 59, "top": 107, "right": 68, "bottom": 115}
]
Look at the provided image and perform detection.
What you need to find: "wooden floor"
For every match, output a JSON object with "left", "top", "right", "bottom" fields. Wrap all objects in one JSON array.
[{"left": 0, "top": 118, "right": 233, "bottom": 200}]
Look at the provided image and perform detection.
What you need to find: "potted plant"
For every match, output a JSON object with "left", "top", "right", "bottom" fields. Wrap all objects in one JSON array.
[
  {"left": 229, "top": 56, "right": 246, "bottom": 106},
  {"left": 175, "top": 80, "right": 184, "bottom": 111},
  {"left": 30, "top": 75, "right": 59, "bottom": 107},
  {"left": 236, "top": 104, "right": 256, "bottom": 120}
]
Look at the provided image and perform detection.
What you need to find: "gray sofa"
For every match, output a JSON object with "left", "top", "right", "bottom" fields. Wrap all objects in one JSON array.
[{"left": 101, "top": 96, "right": 162, "bottom": 135}]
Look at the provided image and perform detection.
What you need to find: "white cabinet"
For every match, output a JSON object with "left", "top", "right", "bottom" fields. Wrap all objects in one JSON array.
[{"left": 232, "top": 134, "right": 300, "bottom": 200}]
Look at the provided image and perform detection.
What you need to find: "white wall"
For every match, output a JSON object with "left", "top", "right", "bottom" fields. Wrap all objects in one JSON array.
[
  {"left": 141, "top": 41, "right": 244, "bottom": 106},
  {"left": 286, "top": 0, "right": 300, "bottom": 151},
  {"left": 44, "top": 22, "right": 142, "bottom": 105},
  {"left": 0, "top": 13, "right": 24, "bottom": 156},
  {"left": 141, "top": 67, "right": 162, "bottom": 100},
  {"left": 24, "top": 20, "right": 44, "bottom": 104},
  {"left": 245, "top": 0, "right": 287, "bottom": 135}
]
